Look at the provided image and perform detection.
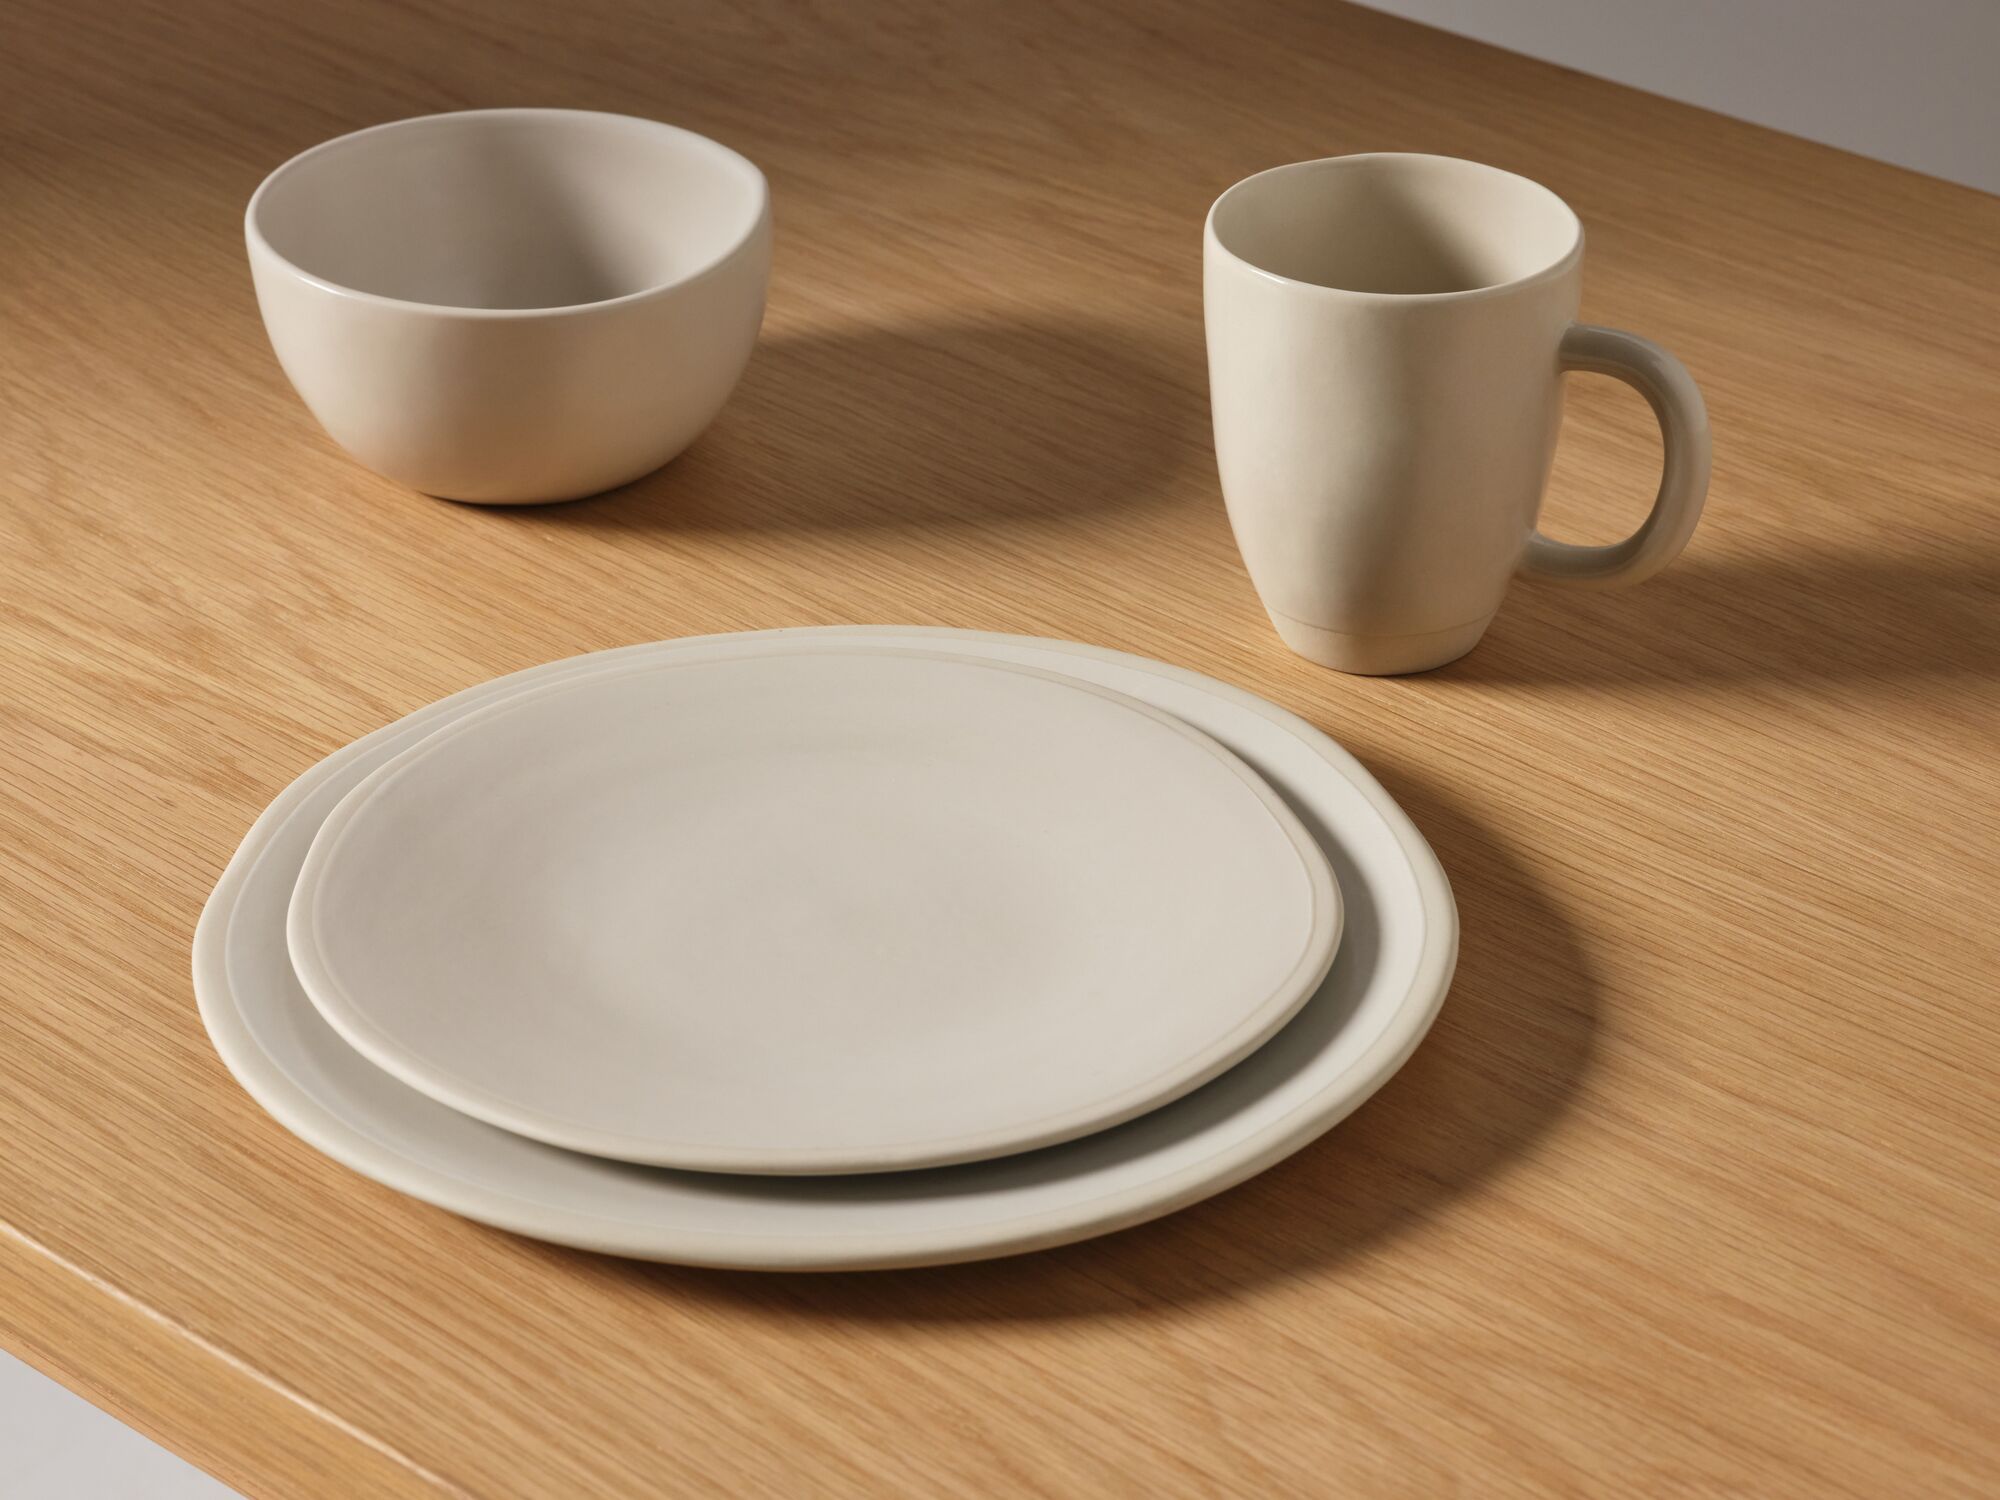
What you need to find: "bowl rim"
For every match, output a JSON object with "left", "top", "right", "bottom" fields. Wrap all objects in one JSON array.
[{"left": 244, "top": 107, "right": 771, "bottom": 320}]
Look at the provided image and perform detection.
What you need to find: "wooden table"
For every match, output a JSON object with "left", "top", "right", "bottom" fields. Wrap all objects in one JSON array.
[{"left": 4, "top": 2, "right": 1996, "bottom": 1494}]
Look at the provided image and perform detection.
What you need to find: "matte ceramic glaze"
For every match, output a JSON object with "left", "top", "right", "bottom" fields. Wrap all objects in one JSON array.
[
  {"left": 1205, "top": 153, "right": 1710, "bottom": 673},
  {"left": 246, "top": 109, "right": 771, "bottom": 503},
  {"left": 287, "top": 647, "right": 1341, "bottom": 1174},
  {"left": 192, "top": 628, "right": 1458, "bottom": 1270}
]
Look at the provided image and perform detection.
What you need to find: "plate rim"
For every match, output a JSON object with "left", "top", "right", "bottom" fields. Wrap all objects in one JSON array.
[
  {"left": 193, "top": 626, "right": 1457, "bottom": 1269},
  {"left": 284, "top": 643, "right": 1345, "bottom": 1173}
]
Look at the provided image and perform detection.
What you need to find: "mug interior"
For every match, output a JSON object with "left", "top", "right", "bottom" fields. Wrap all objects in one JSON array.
[
  {"left": 1209, "top": 154, "right": 1580, "bottom": 295},
  {"left": 248, "top": 110, "right": 766, "bottom": 311}
]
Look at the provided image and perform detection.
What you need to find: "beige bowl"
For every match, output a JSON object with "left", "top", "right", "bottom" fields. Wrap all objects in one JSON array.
[{"left": 247, "top": 108, "right": 770, "bottom": 504}]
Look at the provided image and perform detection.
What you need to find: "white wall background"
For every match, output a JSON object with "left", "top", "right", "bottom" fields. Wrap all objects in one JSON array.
[
  {"left": 0, "top": 1353, "right": 239, "bottom": 1499},
  {"left": 1353, "top": 0, "right": 2000, "bottom": 193}
]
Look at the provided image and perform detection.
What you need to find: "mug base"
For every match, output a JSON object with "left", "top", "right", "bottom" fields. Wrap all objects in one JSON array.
[{"left": 1269, "top": 611, "right": 1493, "bottom": 675}]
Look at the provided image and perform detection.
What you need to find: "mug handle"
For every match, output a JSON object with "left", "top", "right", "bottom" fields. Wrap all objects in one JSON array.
[{"left": 1521, "top": 324, "right": 1712, "bottom": 587}]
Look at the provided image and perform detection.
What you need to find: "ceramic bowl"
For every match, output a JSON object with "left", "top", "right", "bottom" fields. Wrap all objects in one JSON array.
[{"left": 246, "top": 108, "right": 771, "bottom": 503}]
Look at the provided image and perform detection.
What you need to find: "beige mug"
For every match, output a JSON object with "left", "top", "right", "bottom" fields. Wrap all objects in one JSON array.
[{"left": 1204, "top": 153, "right": 1710, "bottom": 674}]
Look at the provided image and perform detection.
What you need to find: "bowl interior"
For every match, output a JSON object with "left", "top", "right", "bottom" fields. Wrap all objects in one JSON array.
[{"left": 250, "top": 111, "right": 766, "bottom": 311}]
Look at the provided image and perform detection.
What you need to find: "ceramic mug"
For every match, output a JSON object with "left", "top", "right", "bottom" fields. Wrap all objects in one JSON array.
[
  {"left": 247, "top": 109, "right": 771, "bottom": 504},
  {"left": 1205, "top": 153, "right": 1710, "bottom": 674}
]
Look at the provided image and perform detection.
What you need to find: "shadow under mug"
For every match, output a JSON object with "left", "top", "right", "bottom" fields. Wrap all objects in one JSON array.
[
  {"left": 1204, "top": 153, "right": 1710, "bottom": 674},
  {"left": 247, "top": 109, "right": 772, "bottom": 504}
]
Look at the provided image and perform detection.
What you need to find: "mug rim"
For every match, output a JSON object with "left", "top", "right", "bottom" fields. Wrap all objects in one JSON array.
[
  {"left": 244, "top": 107, "right": 771, "bottom": 320},
  {"left": 1204, "top": 152, "right": 1584, "bottom": 303}
]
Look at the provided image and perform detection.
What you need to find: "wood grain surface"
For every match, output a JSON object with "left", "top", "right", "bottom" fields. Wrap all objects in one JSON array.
[{"left": 3, "top": 1, "right": 1997, "bottom": 1494}]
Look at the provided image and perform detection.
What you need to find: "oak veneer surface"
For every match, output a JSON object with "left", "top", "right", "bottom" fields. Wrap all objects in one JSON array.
[{"left": 2, "top": 1, "right": 1996, "bottom": 1495}]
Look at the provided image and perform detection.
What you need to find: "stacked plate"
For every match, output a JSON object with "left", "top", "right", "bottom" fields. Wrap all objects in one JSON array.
[{"left": 194, "top": 627, "right": 1456, "bottom": 1270}]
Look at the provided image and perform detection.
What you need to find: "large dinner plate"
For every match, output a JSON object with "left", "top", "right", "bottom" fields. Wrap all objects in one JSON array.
[
  {"left": 287, "top": 646, "right": 1341, "bottom": 1173},
  {"left": 194, "top": 628, "right": 1456, "bottom": 1270}
]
